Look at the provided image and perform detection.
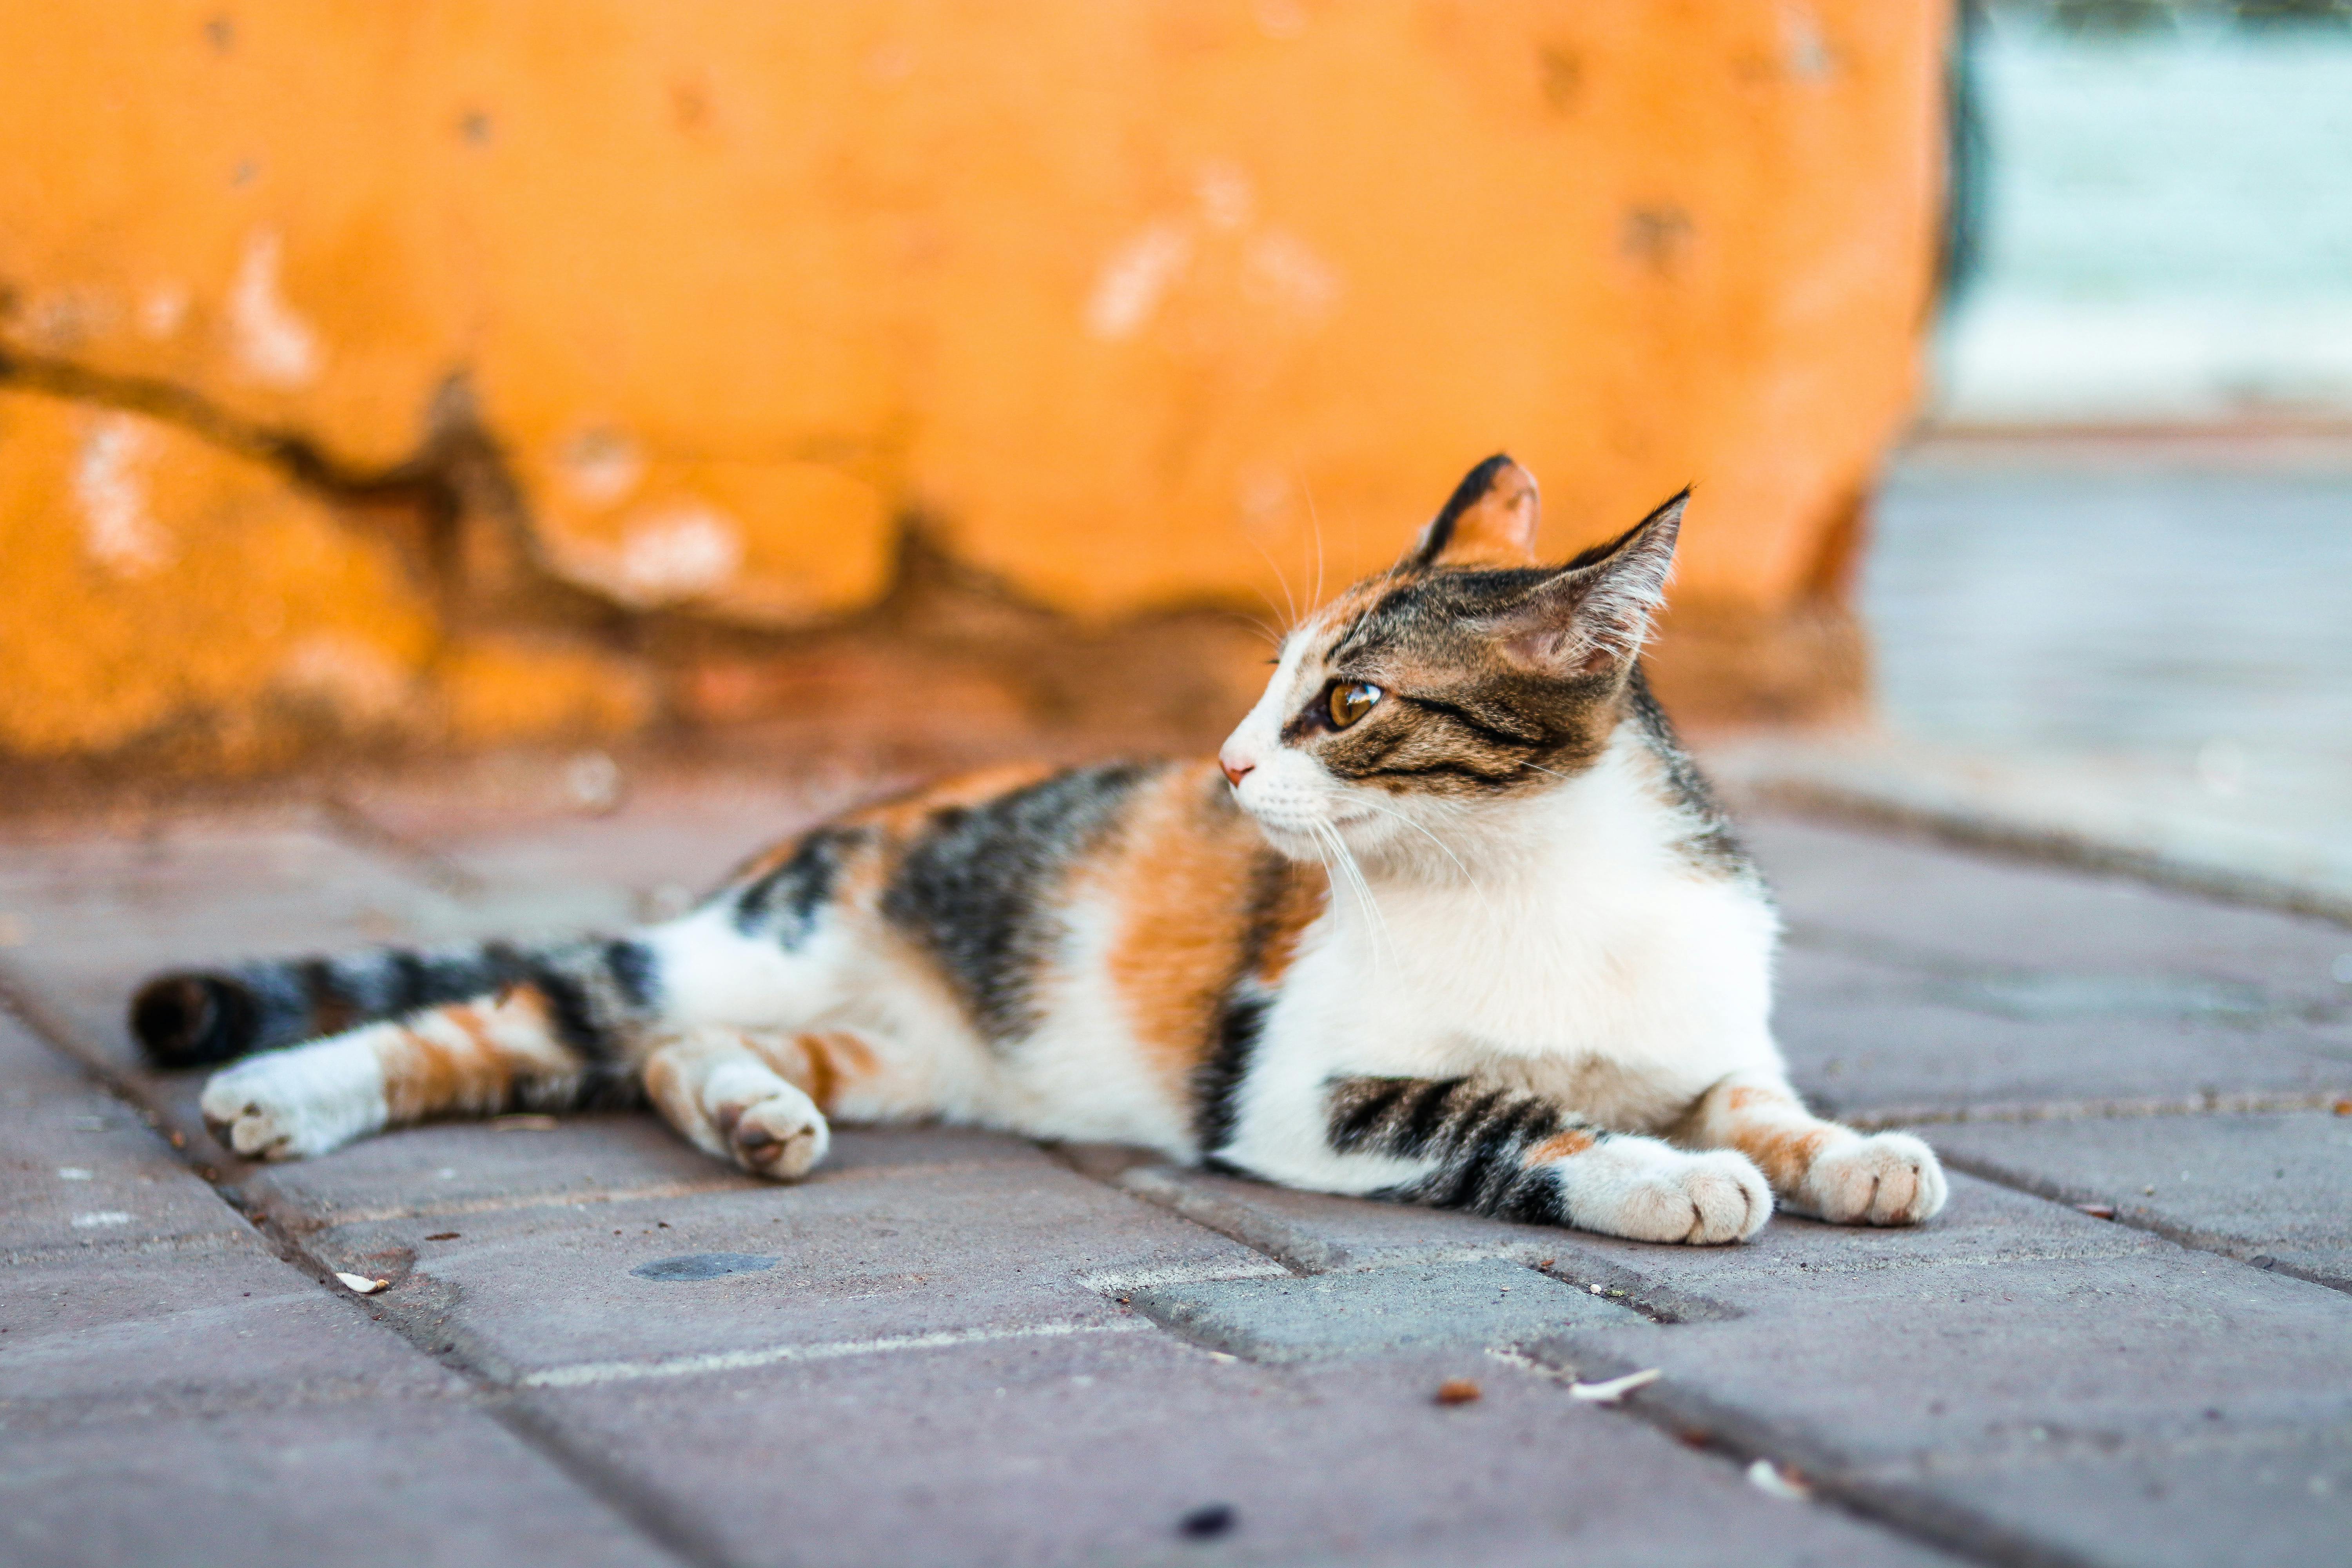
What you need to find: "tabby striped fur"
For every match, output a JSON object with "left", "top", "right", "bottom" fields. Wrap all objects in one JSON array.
[{"left": 132, "top": 457, "right": 1945, "bottom": 1242}]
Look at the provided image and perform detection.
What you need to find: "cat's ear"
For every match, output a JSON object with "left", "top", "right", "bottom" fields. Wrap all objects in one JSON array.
[
  {"left": 1405, "top": 454, "right": 1541, "bottom": 570},
  {"left": 1489, "top": 489, "right": 1686, "bottom": 677}
]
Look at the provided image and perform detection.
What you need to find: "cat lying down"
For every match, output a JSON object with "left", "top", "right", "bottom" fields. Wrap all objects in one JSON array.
[{"left": 130, "top": 455, "right": 1944, "bottom": 1245}]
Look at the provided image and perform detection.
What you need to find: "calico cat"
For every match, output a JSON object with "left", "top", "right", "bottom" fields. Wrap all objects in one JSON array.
[{"left": 130, "top": 455, "right": 1945, "bottom": 1245}]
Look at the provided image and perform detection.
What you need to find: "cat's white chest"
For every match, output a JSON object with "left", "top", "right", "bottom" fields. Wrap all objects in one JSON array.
[{"left": 1261, "top": 803, "right": 1783, "bottom": 1123}]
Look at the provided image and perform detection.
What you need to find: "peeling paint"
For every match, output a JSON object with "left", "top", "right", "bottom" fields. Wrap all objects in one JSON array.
[
  {"left": 560, "top": 503, "right": 746, "bottom": 606},
  {"left": 560, "top": 427, "right": 645, "bottom": 509},
  {"left": 1087, "top": 220, "right": 1194, "bottom": 342},
  {"left": 228, "top": 228, "right": 321, "bottom": 386},
  {"left": 73, "top": 414, "right": 170, "bottom": 574},
  {"left": 140, "top": 282, "right": 190, "bottom": 339},
  {"left": 274, "top": 632, "right": 417, "bottom": 725},
  {"left": 1242, "top": 229, "right": 1342, "bottom": 324}
]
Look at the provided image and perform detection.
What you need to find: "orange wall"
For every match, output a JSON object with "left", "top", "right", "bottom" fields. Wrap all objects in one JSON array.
[{"left": 0, "top": 2, "right": 1946, "bottom": 763}]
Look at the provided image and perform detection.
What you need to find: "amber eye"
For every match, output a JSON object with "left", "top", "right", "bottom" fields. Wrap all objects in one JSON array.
[{"left": 1327, "top": 681, "right": 1381, "bottom": 729}]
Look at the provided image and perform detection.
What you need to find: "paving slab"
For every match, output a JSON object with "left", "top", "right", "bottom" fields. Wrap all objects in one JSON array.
[
  {"left": 295, "top": 1138, "right": 1281, "bottom": 1385},
  {"left": 1743, "top": 808, "right": 2352, "bottom": 998},
  {"left": 1126, "top": 1257, "right": 1649, "bottom": 1361},
  {"left": 1744, "top": 815, "right": 2352, "bottom": 1120},
  {"left": 0, "top": 1014, "right": 681, "bottom": 1568},
  {"left": 1506, "top": 1180, "right": 2352, "bottom": 1568},
  {"left": 0, "top": 1401, "right": 679, "bottom": 1568},
  {"left": 522, "top": 1325, "right": 1954, "bottom": 1568},
  {"left": 1931, "top": 1110, "right": 2352, "bottom": 1291},
  {"left": 1120, "top": 1158, "right": 2352, "bottom": 1566}
]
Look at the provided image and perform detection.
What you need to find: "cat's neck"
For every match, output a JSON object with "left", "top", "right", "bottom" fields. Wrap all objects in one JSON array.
[{"left": 1347, "top": 722, "right": 1683, "bottom": 897}]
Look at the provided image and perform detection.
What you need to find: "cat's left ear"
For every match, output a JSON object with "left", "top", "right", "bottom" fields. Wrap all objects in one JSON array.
[
  {"left": 1489, "top": 489, "right": 1686, "bottom": 677},
  {"left": 1405, "top": 454, "right": 1542, "bottom": 570}
]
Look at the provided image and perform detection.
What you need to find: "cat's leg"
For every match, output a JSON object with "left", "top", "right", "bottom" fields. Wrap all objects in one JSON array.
[
  {"left": 1235, "top": 1075, "right": 1771, "bottom": 1245},
  {"left": 199, "top": 978, "right": 639, "bottom": 1160},
  {"left": 639, "top": 1027, "right": 897, "bottom": 1180},
  {"left": 1675, "top": 1071, "right": 1946, "bottom": 1225}
]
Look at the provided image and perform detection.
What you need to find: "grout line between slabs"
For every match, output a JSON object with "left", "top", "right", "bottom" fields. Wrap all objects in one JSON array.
[
  {"left": 1061, "top": 1148, "right": 2053, "bottom": 1568},
  {"left": 0, "top": 975, "right": 729, "bottom": 1568}
]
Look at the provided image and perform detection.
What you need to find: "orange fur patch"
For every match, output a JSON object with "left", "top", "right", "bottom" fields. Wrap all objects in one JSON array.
[
  {"left": 1521, "top": 1128, "right": 1596, "bottom": 1167},
  {"left": 1100, "top": 765, "right": 1264, "bottom": 1096},
  {"left": 1705, "top": 1083, "right": 1832, "bottom": 1191},
  {"left": 1732, "top": 1125, "right": 1832, "bottom": 1191},
  {"left": 379, "top": 1003, "right": 511, "bottom": 1123}
]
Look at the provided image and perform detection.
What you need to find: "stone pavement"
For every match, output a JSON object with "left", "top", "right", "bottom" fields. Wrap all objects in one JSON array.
[
  {"left": 2, "top": 771, "right": 2350, "bottom": 1568},
  {"left": 1717, "top": 440, "right": 2352, "bottom": 923}
]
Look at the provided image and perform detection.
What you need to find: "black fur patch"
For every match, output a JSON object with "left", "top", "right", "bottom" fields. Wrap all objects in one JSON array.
[
  {"left": 734, "top": 827, "right": 868, "bottom": 944},
  {"left": 881, "top": 764, "right": 1154, "bottom": 1045},
  {"left": 1192, "top": 850, "right": 1318, "bottom": 1155},
  {"left": 1325, "top": 1073, "right": 1600, "bottom": 1221}
]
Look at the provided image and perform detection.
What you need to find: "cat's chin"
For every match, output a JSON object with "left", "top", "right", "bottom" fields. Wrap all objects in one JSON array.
[{"left": 1245, "top": 810, "right": 1401, "bottom": 867}]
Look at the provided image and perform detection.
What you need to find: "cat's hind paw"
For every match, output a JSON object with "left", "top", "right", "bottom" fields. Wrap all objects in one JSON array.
[
  {"left": 199, "top": 1042, "right": 387, "bottom": 1161},
  {"left": 1554, "top": 1139, "right": 1773, "bottom": 1246},
  {"left": 712, "top": 1082, "right": 830, "bottom": 1181},
  {"left": 1796, "top": 1132, "right": 1947, "bottom": 1226}
]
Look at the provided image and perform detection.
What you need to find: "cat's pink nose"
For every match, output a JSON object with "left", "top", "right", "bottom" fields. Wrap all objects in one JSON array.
[{"left": 1219, "top": 752, "right": 1254, "bottom": 787}]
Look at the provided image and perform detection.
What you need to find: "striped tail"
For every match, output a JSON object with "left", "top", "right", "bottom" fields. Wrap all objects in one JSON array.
[{"left": 129, "top": 935, "right": 661, "bottom": 1073}]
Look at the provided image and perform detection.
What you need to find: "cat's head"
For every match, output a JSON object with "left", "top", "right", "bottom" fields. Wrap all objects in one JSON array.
[{"left": 1218, "top": 454, "right": 1684, "bottom": 864}]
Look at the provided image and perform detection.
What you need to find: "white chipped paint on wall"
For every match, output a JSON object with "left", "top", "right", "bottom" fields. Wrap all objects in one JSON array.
[
  {"left": 141, "top": 283, "right": 191, "bottom": 339},
  {"left": 1087, "top": 221, "right": 1196, "bottom": 341},
  {"left": 1085, "top": 164, "right": 1344, "bottom": 342},
  {"left": 74, "top": 414, "right": 172, "bottom": 575},
  {"left": 1241, "top": 230, "right": 1342, "bottom": 323},
  {"left": 558, "top": 503, "right": 746, "bottom": 606},
  {"left": 228, "top": 228, "right": 321, "bottom": 387},
  {"left": 560, "top": 428, "right": 646, "bottom": 509},
  {"left": 274, "top": 633, "right": 416, "bottom": 725}
]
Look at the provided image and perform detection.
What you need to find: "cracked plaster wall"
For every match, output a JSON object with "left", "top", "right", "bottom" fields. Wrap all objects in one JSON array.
[{"left": 0, "top": 2, "right": 1946, "bottom": 772}]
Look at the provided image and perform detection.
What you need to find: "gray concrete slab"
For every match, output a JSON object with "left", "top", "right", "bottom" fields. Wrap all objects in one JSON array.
[
  {"left": 294, "top": 1138, "right": 1280, "bottom": 1384},
  {"left": 1775, "top": 945, "right": 2351, "bottom": 1122},
  {"left": 523, "top": 1327, "right": 1955, "bottom": 1568},
  {"left": 1506, "top": 1177, "right": 2352, "bottom": 1568},
  {"left": 1931, "top": 1111, "right": 2352, "bottom": 1291},
  {"left": 1126, "top": 1258, "right": 1648, "bottom": 1362},
  {"left": 1746, "top": 815, "right": 2352, "bottom": 1009},
  {"left": 0, "top": 1401, "right": 678, "bottom": 1568},
  {"left": 1745, "top": 814, "right": 2352, "bottom": 1120},
  {"left": 0, "top": 1014, "right": 682, "bottom": 1568},
  {"left": 0, "top": 1019, "right": 247, "bottom": 1251}
]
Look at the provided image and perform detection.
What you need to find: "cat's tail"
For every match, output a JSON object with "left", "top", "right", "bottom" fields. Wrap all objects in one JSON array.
[{"left": 129, "top": 935, "right": 659, "bottom": 1073}]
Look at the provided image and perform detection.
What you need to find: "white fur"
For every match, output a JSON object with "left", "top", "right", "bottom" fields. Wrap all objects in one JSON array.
[{"left": 201, "top": 1032, "right": 391, "bottom": 1159}]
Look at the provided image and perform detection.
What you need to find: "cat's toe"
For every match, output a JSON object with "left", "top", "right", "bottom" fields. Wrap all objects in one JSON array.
[
  {"left": 1573, "top": 1146, "right": 1772, "bottom": 1245},
  {"left": 200, "top": 1074, "right": 306, "bottom": 1160},
  {"left": 723, "top": 1090, "right": 829, "bottom": 1181},
  {"left": 197, "top": 1051, "right": 381, "bottom": 1161},
  {"left": 1672, "top": 1152, "right": 1773, "bottom": 1244},
  {"left": 1801, "top": 1133, "right": 1946, "bottom": 1225}
]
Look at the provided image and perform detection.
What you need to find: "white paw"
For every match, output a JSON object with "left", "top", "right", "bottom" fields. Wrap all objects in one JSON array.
[
  {"left": 1796, "top": 1132, "right": 1947, "bottom": 1226},
  {"left": 199, "top": 1041, "right": 387, "bottom": 1160},
  {"left": 1555, "top": 1140, "right": 1773, "bottom": 1246},
  {"left": 709, "top": 1078, "right": 829, "bottom": 1181}
]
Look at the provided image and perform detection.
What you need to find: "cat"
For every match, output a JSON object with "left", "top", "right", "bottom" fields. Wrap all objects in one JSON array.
[{"left": 129, "top": 455, "right": 1945, "bottom": 1245}]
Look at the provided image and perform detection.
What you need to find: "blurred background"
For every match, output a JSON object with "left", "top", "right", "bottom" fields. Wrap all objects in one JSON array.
[{"left": 1, "top": 0, "right": 2344, "bottom": 917}]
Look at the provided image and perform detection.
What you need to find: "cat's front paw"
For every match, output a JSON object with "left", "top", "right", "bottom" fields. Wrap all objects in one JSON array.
[
  {"left": 1555, "top": 1140, "right": 1773, "bottom": 1245},
  {"left": 199, "top": 1044, "right": 386, "bottom": 1160},
  {"left": 1795, "top": 1132, "right": 1946, "bottom": 1226},
  {"left": 712, "top": 1085, "right": 830, "bottom": 1181}
]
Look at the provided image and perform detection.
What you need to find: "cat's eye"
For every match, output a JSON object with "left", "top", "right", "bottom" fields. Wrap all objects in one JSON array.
[{"left": 1327, "top": 681, "right": 1381, "bottom": 729}]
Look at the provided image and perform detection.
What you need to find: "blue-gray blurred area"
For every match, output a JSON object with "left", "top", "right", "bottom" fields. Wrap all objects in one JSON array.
[
  {"left": 1726, "top": 2, "right": 2352, "bottom": 923},
  {"left": 1939, "top": 1, "right": 2352, "bottom": 422}
]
